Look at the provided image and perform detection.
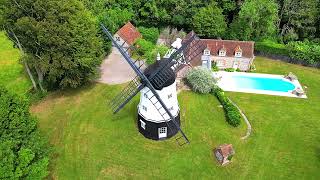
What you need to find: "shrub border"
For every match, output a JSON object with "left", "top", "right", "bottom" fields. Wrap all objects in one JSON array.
[{"left": 212, "top": 87, "right": 241, "bottom": 127}]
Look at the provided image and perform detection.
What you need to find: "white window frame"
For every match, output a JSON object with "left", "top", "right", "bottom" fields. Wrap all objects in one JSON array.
[
  {"left": 217, "top": 60, "right": 224, "bottom": 67},
  {"left": 168, "top": 93, "right": 172, "bottom": 99},
  {"left": 140, "top": 119, "right": 146, "bottom": 130},
  {"left": 115, "top": 36, "right": 120, "bottom": 41},
  {"left": 204, "top": 50, "right": 210, "bottom": 55},
  {"left": 202, "top": 60, "right": 208, "bottom": 67}
]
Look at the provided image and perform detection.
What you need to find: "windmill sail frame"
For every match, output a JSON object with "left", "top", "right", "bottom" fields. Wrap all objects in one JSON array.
[{"left": 101, "top": 24, "right": 192, "bottom": 145}]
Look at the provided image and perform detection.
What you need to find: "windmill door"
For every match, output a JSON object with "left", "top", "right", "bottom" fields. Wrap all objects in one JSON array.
[{"left": 158, "top": 127, "right": 167, "bottom": 138}]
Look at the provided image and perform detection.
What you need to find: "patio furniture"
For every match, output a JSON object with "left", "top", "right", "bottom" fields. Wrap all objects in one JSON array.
[
  {"left": 285, "top": 72, "right": 298, "bottom": 81},
  {"left": 292, "top": 87, "right": 304, "bottom": 97}
]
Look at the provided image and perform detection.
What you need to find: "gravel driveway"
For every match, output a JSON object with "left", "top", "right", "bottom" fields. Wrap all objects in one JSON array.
[{"left": 98, "top": 47, "right": 145, "bottom": 85}]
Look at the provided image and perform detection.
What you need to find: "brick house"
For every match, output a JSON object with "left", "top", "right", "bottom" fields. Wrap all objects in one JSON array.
[{"left": 184, "top": 31, "right": 255, "bottom": 71}]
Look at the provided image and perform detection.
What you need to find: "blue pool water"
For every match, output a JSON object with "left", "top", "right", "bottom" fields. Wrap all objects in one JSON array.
[{"left": 231, "top": 75, "right": 296, "bottom": 92}]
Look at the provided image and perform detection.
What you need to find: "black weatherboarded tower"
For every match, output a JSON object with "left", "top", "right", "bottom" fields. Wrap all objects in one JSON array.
[{"left": 101, "top": 24, "right": 205, "bottom": 145}]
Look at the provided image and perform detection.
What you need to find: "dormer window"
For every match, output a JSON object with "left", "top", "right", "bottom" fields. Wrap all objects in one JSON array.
[
  {"left": 204, "top": 48, "right": 210, "bottom": 56},
  {"left": 219, "top": 50, "right": 226, "bottom": 56},
  {"left": 219, "top": 46, "right": 226, "bottom": 57},
  {"left": 234, "top": 46, "right": 242, "bottom": 58},
  {"left": 235, "top": 51, "right": 242, "bottom": 57}
]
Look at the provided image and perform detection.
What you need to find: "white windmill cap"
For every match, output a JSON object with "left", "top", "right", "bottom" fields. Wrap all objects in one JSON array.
[{"left": 171, "top": 38, "right": 182, "bottom": 49}]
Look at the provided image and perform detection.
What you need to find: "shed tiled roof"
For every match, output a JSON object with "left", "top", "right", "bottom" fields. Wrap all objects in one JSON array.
[
  {"left": 116, "top": 22, "right": 142, "bottom": 45},
  {"left": 218, "top": 144, "right": 234, "bottom": 157}
]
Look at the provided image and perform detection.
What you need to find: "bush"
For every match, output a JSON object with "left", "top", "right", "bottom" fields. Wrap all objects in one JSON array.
[
  {"left": 135, "top": 38, "right": 155, "bottom": 56},
  {"left": 213, "top": 88, "right": 241, "bottom": 127},
  {"left": 138, "top": 27, "right": 160, "bottom": 44},
  {"left": 0, "top": 85, "right": 50, "bottom": 179},
  {"left": 186, "top": 67, "right": 216, "bottom": 94},
  {"left": 224, "top": 68, "right": 235, "bottom": 72},
  {"left": 145, "top": 45, "right": 169, "bottom": 65},
  {"left": 211, "top": 62, "right": 219, "bottom": 71}
]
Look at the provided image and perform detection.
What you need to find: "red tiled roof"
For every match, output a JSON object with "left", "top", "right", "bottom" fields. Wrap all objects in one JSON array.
[
  {"left": 182, "top": 32, "right": 254, "bottom": 66},
  {"left": 116, "top": 22, "right": 142, "bottom": 45},
  {"left": 202, "top": 39, "right": 254, "bottom": 58}
]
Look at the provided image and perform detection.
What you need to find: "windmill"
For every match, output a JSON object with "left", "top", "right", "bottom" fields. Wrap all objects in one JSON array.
[{"left": 101, "top": 24, "right": 205, "bottom": 145}]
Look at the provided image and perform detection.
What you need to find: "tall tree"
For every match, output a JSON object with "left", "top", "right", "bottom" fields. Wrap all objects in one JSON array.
[
  {"left": 228, "top": 0, "right": 279, "bottom": 41},
  {"left": 99, "top": 7, "right": 134, "bottom": 33},
  {"left": 192, "top": 2, "right": 227, "bottom": 38},
  {"left": 217, "top": 0, "right": 237, "bottom": 24},
  {"left": 316, "top": 4, "right": 320, "bottom": 39},
  {"left": 1, "top": 0, "right": 104, "bottom": 89},
  {"left": 278, "top": 0, "right": 318, "bottom": 42},
  {"left": 0, "top": 86, "right": 49, "bottom": 179}
]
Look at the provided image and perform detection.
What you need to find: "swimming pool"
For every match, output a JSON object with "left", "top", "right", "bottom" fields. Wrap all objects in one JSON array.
[
  {"left": 231, "top": 75, "right": 295, "bottom": 92},
  {"left": 216, "top": 72, "right": 306, "bottom": 98}
]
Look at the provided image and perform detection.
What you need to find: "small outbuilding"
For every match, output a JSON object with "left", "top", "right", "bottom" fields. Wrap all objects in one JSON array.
[{"left": 214, "top": 144, "right": 235, "bottom": 165}]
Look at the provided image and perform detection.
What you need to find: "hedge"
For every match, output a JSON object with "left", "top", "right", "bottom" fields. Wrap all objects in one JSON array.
[
  {"left": 255, "top": 40, "right": 289, "bottom": 56},
  {"left": 212, "top": 87, "right": 241, "bottom": 127},
  {"left": 286, "top": 41, "right": 320, "bottom": 66},
  {"left": 255, "top": 40, "right": 320, "bottom": 68}
]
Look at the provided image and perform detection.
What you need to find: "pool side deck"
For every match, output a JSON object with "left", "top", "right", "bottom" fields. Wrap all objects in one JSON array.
[{"left": 214, "top": 72, "right": 307, "bottom": 99}]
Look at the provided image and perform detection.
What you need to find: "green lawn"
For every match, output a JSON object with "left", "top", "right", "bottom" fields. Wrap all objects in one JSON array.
[
  {"left": 31, "top": 57, "right": 320, "bottom": 179},
  {"left": 0, "top": 31, "right": 31, "bottom": 95}
]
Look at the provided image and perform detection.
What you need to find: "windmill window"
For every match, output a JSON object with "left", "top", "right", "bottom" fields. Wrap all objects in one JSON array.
[
  {"left": 116, "top": 36, "right": 120, "bottom": 41},
  {"left": 144, "top": 93, "right": 148, "bottom": 98},
  {"left": 159, "top": 127, "right": 167, "bottom": 134},
  {"left": 140, "top": 120, "right": 146, "bottom": 130},
  {"left": 142, "top": 105, "right": 147, "bottom": 112},
  {"left": 168, "top": 94, "right": 172, "bottom": 99},
  {"left": 169, "top": 106, "right": 174, "bottom": 111}
]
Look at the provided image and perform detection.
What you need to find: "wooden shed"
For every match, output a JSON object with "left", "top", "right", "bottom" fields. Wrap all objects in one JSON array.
[{"left": 214, "top": 144, "right": 235, "bottom": 165}]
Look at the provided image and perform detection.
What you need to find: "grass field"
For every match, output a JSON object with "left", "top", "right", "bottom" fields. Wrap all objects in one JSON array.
[
  {"left": 31, "top": 57, "right": 320, "bottom": 179},
  {"left": 0, "top": 31, "right": 31, "bottom": 95}
]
